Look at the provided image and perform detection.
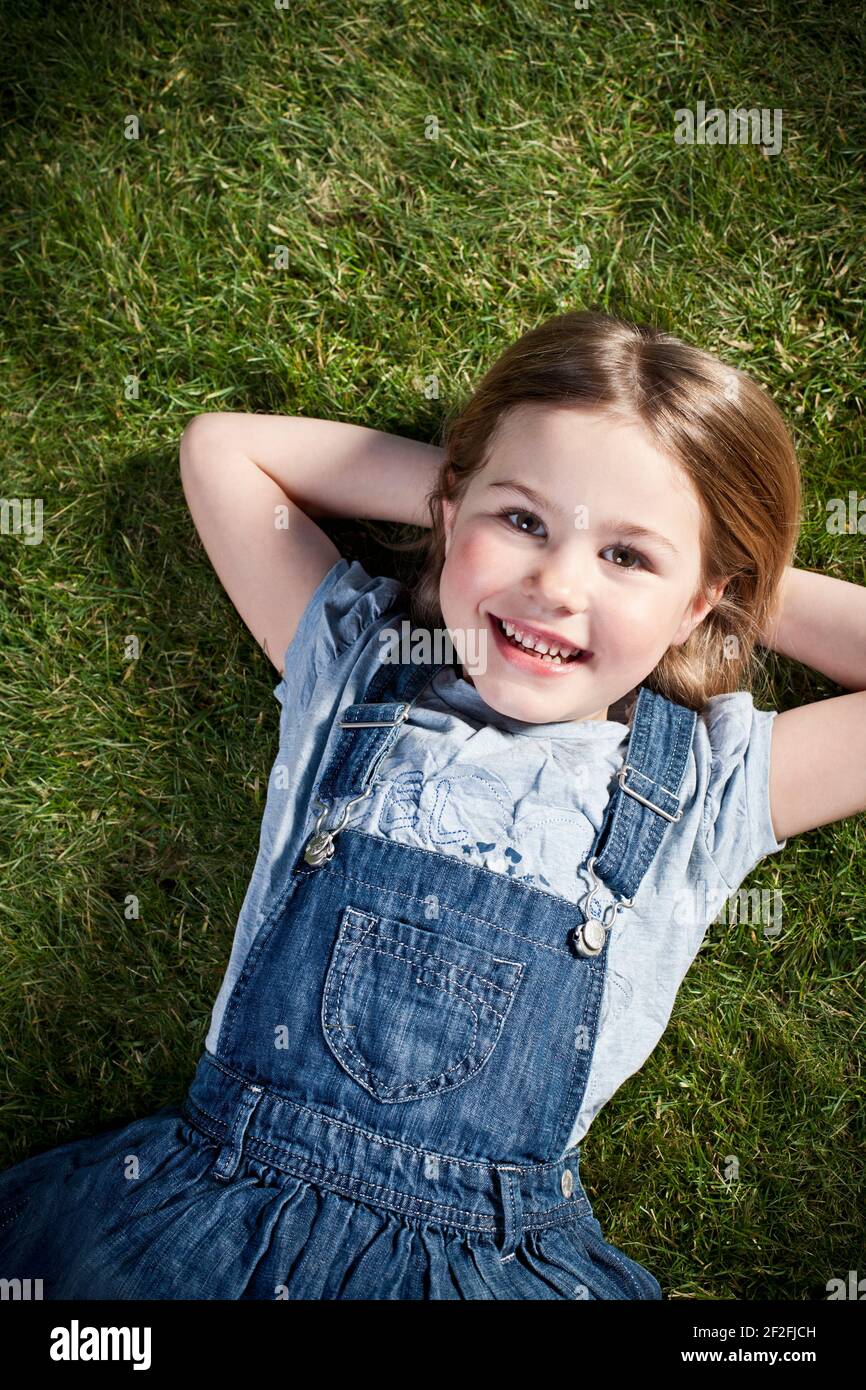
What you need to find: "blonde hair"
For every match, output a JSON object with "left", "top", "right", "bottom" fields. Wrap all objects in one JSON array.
[{"left": 385, "top": 309, "right": 801, "bottom": 714}]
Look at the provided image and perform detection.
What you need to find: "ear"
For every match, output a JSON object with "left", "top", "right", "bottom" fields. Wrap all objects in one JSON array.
[{"left": 670, "top": 578, "right": 729, "bottom": 647}]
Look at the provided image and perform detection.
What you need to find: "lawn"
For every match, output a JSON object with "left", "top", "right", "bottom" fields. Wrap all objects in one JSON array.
[{"left": 1, "top": 0, "right": 864, "bottom": 1300}]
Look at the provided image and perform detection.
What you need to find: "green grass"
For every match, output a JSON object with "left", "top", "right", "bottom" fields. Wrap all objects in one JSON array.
[{"left": 1, "top": 0, "right": 864, "bottom": 1300}]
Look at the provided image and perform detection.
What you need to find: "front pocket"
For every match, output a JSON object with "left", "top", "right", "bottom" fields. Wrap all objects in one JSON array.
[{"left": 321, "top": 906, "right": 525, "bottom": 1103}]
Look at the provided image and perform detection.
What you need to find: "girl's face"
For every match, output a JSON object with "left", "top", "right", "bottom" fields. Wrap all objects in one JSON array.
[{"left": 439, "top": 403, "right": 726, "bottom": 725}]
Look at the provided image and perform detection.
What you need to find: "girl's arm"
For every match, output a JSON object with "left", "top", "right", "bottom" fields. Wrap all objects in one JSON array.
[
  {"left": 759, "top": 566, "right": 866, "bottom": 841},
  {"left": 759, "top": 564, "right": 866, "bottom": 692},
  {"left": 185, "top": 412, "right": 444, "bottom": 527},
  {"left": 180, "top": 412, "right": 444, "bottom": 674}
]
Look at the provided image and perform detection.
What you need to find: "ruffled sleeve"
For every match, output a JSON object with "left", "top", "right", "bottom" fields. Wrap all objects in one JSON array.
[
  {"left": 699, "top": 691, "right": 788, "bottom": 890},
  {"left": 272, "top": 557, "right": 408, "bottom": 714}
]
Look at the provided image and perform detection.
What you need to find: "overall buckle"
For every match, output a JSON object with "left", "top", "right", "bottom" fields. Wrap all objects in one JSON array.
[
  {"left": 305, "top": 702, "right": 410, "bottom": 866},
  {"left": 617, "top": 763, "right": 683, "bottom": 822},
  {"left": 338, "top": 702, "right": 410, "bottom": 728}
]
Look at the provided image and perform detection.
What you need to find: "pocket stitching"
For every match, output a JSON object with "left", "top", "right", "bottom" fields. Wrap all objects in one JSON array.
[
  {"left": 358, "top": 943, "right": 513, "bottom": 1025},
  {"left": 344, "top": 908, "right": 523, "bottom": 995},
  {"left": 322, "top": 906, "right": 524, "bottom": 1102},
  {"left": 415, "top": 961, "right": 510, "bottom": 1024},
  {"left": 333, "top": 953, "right": 482, "bottom": 1092},
  {"left": 374, "top": 928, "right": 519, "bottom": 1004}
]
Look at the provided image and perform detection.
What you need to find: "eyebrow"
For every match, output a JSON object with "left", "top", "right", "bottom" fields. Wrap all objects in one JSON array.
[{"left": 486, "top": 479, "right": 682, "bottom": 558}]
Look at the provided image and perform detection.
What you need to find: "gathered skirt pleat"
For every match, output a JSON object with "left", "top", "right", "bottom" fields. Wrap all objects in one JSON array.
[{"left": 0, "top": 1110, "right": 662, "bottom": 1301}]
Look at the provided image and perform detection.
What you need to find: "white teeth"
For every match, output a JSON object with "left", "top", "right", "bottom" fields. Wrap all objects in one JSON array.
[{"left": 499, "top": 619, "right": 580, "bottom": 662}]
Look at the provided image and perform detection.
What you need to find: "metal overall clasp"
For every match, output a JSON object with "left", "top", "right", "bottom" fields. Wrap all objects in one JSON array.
[
  {"left": 303, "top": 701, "right": 411, "bottom": 867},
  {"left": 571, "top": 856, "right": 634, "bottom": 958},
  {"left": 303, "top": 787, "right": 373, "bottom": 866}
]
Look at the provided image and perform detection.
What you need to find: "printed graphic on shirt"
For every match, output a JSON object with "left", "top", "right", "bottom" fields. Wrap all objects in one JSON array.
[{"left": 377, "top": 762, "right": 604, "bottom": 890}]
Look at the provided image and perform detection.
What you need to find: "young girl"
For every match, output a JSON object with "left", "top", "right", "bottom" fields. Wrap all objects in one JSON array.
[{"left": 1, "top": 309, "right": 864, "bottom": 1300}]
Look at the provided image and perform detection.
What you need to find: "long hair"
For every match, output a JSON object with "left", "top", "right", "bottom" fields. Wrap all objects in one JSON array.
[{"left": 384, "top": 309, "right": 801, "bottom": 713}]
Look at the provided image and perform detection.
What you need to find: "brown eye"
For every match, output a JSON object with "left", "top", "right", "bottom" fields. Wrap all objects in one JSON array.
[
  {"left": 499, "top": 509, "right": 546, "bottom": 537},
  {"left": 602, "top": 544, "right": 647, "bottom": 572}
]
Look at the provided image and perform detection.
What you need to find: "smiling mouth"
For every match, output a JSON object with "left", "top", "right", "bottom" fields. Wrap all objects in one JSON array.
[{"left": 489, "top": 614, "right": 591, "bottom": 666}]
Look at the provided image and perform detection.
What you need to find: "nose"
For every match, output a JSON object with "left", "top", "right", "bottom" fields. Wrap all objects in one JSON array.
[{"left": 522, "top": 543, "right": 589, "bottom": 614}]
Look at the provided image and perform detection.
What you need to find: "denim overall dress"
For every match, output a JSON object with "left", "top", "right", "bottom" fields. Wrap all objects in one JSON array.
[{"left": 0, "top": 634, "right": 696, "bottom": 1300}]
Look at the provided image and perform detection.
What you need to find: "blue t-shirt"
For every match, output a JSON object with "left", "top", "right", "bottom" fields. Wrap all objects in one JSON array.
[{"left": 205, "top": 558, "right": 788, "bottom": 1152}]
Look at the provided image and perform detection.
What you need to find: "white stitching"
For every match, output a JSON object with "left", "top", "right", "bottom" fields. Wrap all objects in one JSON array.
[
  {"left": 343, "top": 908, "right": 523, "bottom": 1000},
  {"left": 198, "top": 1053, "right": 582, "bottom": 1177},
  {"left": 327, "top": 930, "right": 482, "bottom": 1094},
  {"left": 312, "top": 857, "right": 569, "bottom": 956}
]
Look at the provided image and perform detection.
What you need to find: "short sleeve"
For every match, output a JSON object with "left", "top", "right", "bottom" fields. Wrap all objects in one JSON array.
[
  {"left": 699, "top": 691, "right": 788, "bottom": 890},
  {"left": 272, "top": 557, "right": 407, "bottom": 713}
]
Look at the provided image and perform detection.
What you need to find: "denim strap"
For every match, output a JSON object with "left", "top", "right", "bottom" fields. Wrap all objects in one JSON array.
[
  {"left": 211, "top": 1083, "right": 265, "bottom": 1182},
  {"left": 317, "top": 643, "right": 448, "bottom": 802},
  {"left": 494, "top": 1166, "right": 525, "bottom": 1260},
  {"left": 592, "top": 685, "right": 696, "bottom": 901}
]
